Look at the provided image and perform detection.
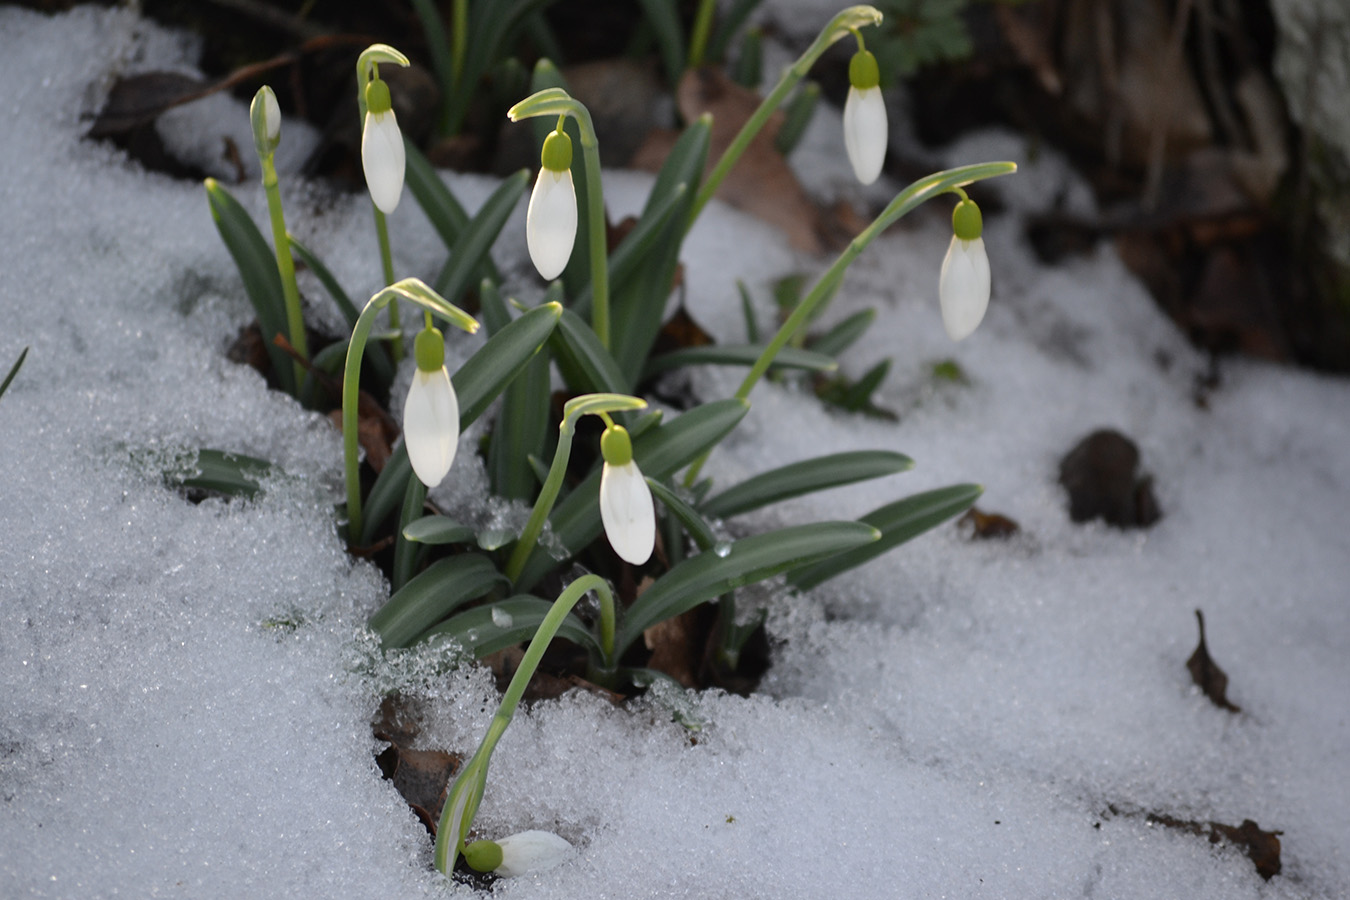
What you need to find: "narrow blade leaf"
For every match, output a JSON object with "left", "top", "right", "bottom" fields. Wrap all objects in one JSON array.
[
  {"left": 369, "top": 554, "right": 509, "bottom": 649},
  {"left": 702, "top": 450, "right": 915, "bottom": 519},
  {"left": 419, "top": 596, "right": 599, "bottom": 657}
]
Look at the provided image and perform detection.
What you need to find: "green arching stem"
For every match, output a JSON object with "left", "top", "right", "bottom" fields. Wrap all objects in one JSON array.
[
  {"left": 503, "top": 392, "right": 648, "bottom": 583},
  {"left": 342, "top": 279, "right": 479, "bottom": 542},
  {"left": 258, "top": 154, "right": 308, "bottom": 390},
  {"left": 434, "top": 573, "right": 617, "bottom": 874},
  {"left": 690, "top": 5, "right": 884, "bottom": 225},
  {"left": 687, "top": 0, "right": 717, "bottom": 68},
  {"left": 683, "top": 160, "right": 1017, "bottom": 487},
  {"left": 508, "top": 90, "right": 611, "bottom": 348}
]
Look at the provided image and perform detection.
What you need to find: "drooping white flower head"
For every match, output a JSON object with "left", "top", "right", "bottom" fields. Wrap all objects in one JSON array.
[
  {"left": 403, "top": 326, "right": 459, "bottom": 488},
  {"left": 361, "top": 77, "right": 405, "bottom": 214},
  {"left": 938, "top": 198, "right": 991, "bottom": 341},
  {"left": 598, "top": 424, "right": 654, "bottom": 565},
  {"left": 464, "top": 831, "right": 574, "bottom": 878},
  {"left": 843, "top": 49, "right": 886, "bottom": 185},
  {"left": 526, "top": 128, "right": 577, "bottom": 281}
]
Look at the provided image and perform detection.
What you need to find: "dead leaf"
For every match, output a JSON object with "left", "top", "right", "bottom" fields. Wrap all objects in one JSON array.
[
  {"left": 1147, "top": 811, "right": 1280, "bottom": 880},
  {"left": 1186, "top": 609, "right": 1241, "bottom": 712},
  {"left": 1058, "top": 429, "right": 1162, "bottom": 528},
  {"left": 326, "top": 389, "right": 398, "bottom": 474},
  {"left": 644, "top": 607, "right": 704, "bottom": 689},
  {"left": 631, "top": 67, "right": 823, "bottom": 253},
  {"left": 87, "top": 72, "right": 212, "bottom": 139},
  {"left": 958, "top": 507, "right": 1021, "bottom": 539},
  {"left": 373, "top": 695, "right": 461, "bottom": 836}
]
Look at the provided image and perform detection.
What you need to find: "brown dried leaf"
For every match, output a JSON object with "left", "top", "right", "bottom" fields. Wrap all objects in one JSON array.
[
  {"left": 643, "top": 607, "right": 704, "bottom": 689},
  {"left": 1147, "top": 812, "right": 1280, "bottom": 880},
  {"left": 326, "top": 391, "right": 398, "bottom": 474},
  {"left": 1186, "top": 609, "right": 1241, "bottom": 712},
  {"left": 373, "top": 695, "right": 461, "bottom": 836},
  {"left": 958, "top": 507, "right": 1021, "bottom": 540},
  {"left": 631, "top": 67, "right": 822, "bottom": 253},
  {"left": 87, "top": 72, "right": 212, "bottom": 138}
]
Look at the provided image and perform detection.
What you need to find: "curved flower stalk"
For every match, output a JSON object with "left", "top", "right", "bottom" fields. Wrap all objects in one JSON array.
[
  {"left": 526, "top": 124, "right": 578, "bottom": 280},
  {"left": 249, "top": 85, "right": 307, "bottom": 389},
  {"left": 684, "top": 160, "right": 1016, "bottom": 487},
  {"left": 504, "top": 392, "right": 648, "bottom": 583},
  {"left": 404, "top": 324, "right": 459, "bottom": 488},
  {"left": 508, "top": 90, "right": 610, "bottom": 347},
  {"left": 435, "top": 575, "right": 616, "bottom": 875},
  {"left": 342, "top": 278, "right": 478, "bottom": 542},
  {"left": 842, "top": 39, "right": 886, "bottom": 184},
  {"left": 464, "top": 831, "right": 574, "bottom": 878},
  {"left": 938, "top": 194, "right": 990, "bottom": 341},
  {"left": 599, "top": 421, "right": 655, "bottom": 565}
]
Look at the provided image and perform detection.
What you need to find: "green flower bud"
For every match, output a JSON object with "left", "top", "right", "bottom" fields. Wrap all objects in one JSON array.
[
  {"left": 464, "top": 839, "right": 504, "bottom": 873},
  {"left": 952, "top": 198, "right": 982, "bottom": 241},
  {"left": 365, "top": 77, "right": 393, "bottom": 115},
  {"left": 414, "top": 326, "right": 445, "bottom": 372},
  {"left": 848, "top": 50, "right": 880, "bottom": 91},
  {"left": 541, "top": 129, "right": 573, "bottom": 173},
  {"left": 600, "top": 424, "right": 633, "bottom": 467}
]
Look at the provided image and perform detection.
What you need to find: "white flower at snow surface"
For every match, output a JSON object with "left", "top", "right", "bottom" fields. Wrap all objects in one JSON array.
[
  {"left": 598, "top": 424, "right": 654, "bottom": 565},
  {"left": 526, "top": 128, "right": 577, "bottom": 281},
  {"left": 938, "top": 198, "right": 991, "bottom": 341},
  {"left": 361, "top": 76, "right": 405, "bottom": 214},
  {"left": 403, "top": 326, "right": 459, "bottom": 488},
  {"left": 464, "top": 831, "right": 574, "bottom": 878},
  {"left": 843, "top": 48, "right": 886, "bottom": 185}
]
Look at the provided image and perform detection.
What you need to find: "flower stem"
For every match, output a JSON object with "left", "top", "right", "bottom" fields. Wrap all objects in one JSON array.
[
  {"left": 683, "top": 160, "right": 1017, "bottom": 486},
  {"left": 687, "top": 0, "right": 716, "bottom": 68},
  {"left": 260, "top": 155, "right": 308, "bottom": 391},
  {"left": 434, "top": 573, "right": 616, "bottom": 874},
  {"left": 690, "top": 5, "right": 884, "bottom": 225}
]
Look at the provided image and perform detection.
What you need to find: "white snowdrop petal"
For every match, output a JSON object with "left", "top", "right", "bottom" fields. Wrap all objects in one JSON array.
[
  {"left": 843, "top": 85, "right": 887, "bottom": 185},
  {"left": 526, "top": 168, "right": 577, "bottom": 281},
  {"left": 403, "top": 367, "right": 459, "bottom": 488},
  {"left": 494, "top": 831, "right": 574, "bottom": 878},
  {"left": 361, "top": 109, "right": 406, "bottom": 214},
  {"left": 938, "top": 236, "right": 991, "bottom": 341},
  {"left": 599, "top": 460, "right": 655, "bottom": 565},
  {"left": 262, "top": 90, "right": 280, "bottom": 143}
]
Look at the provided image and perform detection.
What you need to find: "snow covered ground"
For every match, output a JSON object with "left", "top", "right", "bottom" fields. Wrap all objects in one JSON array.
[{"left": 2, "top": 5, "right": 1348, "bottom": 898}]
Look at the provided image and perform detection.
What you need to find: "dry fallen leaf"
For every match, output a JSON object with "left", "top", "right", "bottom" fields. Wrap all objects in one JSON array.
[
  {"left": 958, "top": 506, "right": 1021, "bottom": 539},
  {"left": 1186, "top": 609, "right": 1241, "bottom": 713}
]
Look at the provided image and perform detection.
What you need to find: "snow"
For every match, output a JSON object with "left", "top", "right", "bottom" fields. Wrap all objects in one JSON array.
[{"left": 3, "top": 5, "right": 1349, "bottom": 899}]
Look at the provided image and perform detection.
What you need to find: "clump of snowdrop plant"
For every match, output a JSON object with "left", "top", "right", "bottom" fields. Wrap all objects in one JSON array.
[
  {"left": 938, "top": 194, "right": 991, "bottom": 340},
  {"left": 201, "top": 9, "right": 1018, "bottom": 886}
]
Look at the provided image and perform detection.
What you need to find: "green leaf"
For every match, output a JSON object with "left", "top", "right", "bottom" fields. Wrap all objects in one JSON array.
[
  {"left": 404, "top": 140, "right": 474, "bottom": 254},
  {"left": 550, "top": 307, "right": 630, "bottom": 395},
  {"left": 809, "top": 308, "right": 875, "bottom": 358},
  {"left": 392, "top": 475, "right": 428, "bottom": 592},
  {"left": 418, "top": 596, "right": 599, "bottom": 657},
  {"left": 360, "top": 442, "right": 412, "bottom": 546},
  {"left": 571, "top": 182, "right": 688, "bottom": 318},
  {"left": 731, "top": 26, "right": 762, "bottom": 88},
  {"left": 403, "top": 515, "right": 477, "bottom": 545},
  {"left": 702, "top": 450, "right": 915, "bottom": 519},
  {"left": 705, "top": 0, "right": 763, "bottom": 63},
  {"left": 287, "top": 236, "right": 394, "bottom": 391},
  {"left": 788, "top": 483, "right": 983, "bottom": 591},
  {"left": 0, "top": 346, "right": 28, "bottom": 400},
  {"left": 645, "top": 478, "right": 717, "bottom": 551},
  {"left": 170, "top": 448, "right": 275, "bottom": 499},
  {"left": 614, "top": 521, "right": 878, "bottom": 653},
  {"left": 637, "top": 0, "right": 685, "bottom": 87},
  {"left": 454, "top": 301, "right": 561, "bottom": 427},
  {"left": 738, "top": 281, "right": 759, "bottom": 343},
  {"left": 775, "top": 80, "right": 819, "bottom": 156},
  {"left": 514, "top": 398, "right": 749, "bottom": 590},
  {"left": 432, "top": 169, "right": 530, "bottom": 306},
  {"left": 642, "top": 343, "right": 836, "bottom": 379},
  {"left": 204, "top": 179, "right": 295, "bottom": 395},
  {"left": 369, "top": 554, "right": 509, "bottom": 649},
  {"left": 837, "top": 358, "right": 890, "bottom": 411}
]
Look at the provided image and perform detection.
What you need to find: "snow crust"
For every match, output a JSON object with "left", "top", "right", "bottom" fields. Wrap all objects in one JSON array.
[{"left": 2, "top": 6, "right": 1348, "bottom": 899}]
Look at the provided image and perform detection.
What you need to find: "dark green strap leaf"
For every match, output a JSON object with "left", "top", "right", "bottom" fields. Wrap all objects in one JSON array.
[
  {"left": 550, "top": 307, "right": 630, "bottom": 395},
  {"left": 453, "top": 301, "right": 561, "bottom": 427},
  {"left": 204, "top": 179, "right": 295, "bottom": 394},
  {"left": 287, "top": 236, "right": 394, "bottom": 390},
  {"left": 369, "top": 554, "right": 508, "bottom": 649},
  {"left": 169, "top": 448, "right": 275, "bottom": 499},
  {"left": 646, "top": 478, "right": 717, "bottom": 551},
  {"left": 615, "top": 521, "right": 879, "bottom": 653},
  {"left": 788, "top": 483, "right": 983, "bottom": 591},
  {"left": 702, "top": 450, "right": 915, "bottom": 519},
  {"left": 403, "top": 515, "right": 477, "bottom": 545},
  {"left": 418, "top": 596, "right": 599, "bottom": 657},
  {"left": 641, "top": 343, "right": 836, "bottom": 379},
  {"left": 810, "top": 308, "right": 875, "bottom": 358},
  {"left": 432, "top": 169, "right": 530, "bottom": 306}
]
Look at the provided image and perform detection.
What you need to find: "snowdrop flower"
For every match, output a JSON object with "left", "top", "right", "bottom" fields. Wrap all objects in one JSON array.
[
  {"left": 249, "top": 85, "right": 281, "bottom": 158},
  {"left": 361, "top": 76, "right": 405, "bottom": 214},
  {"left": 938, "top": 198, "right": 991, "bottom": 341},
  {"left": 843, "top": 47, "right": 886, "bottom": 185},
  {"left": 526, "top": 127, "right": 577, "bottom": 281},
  {"left": 598, "top": 423, "right": 654, "bottom": 565},
  {"left": 464, "top": 831, "right": 574, "bottom": 878},
  {"left": 403, "top": 325, "right": 459, "bottom": 488}
]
